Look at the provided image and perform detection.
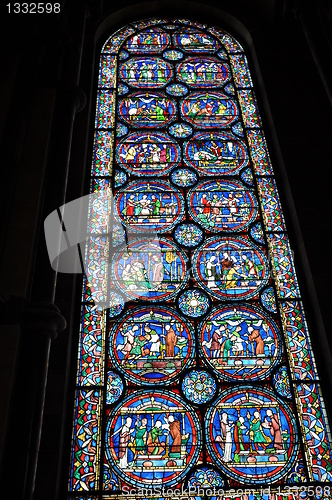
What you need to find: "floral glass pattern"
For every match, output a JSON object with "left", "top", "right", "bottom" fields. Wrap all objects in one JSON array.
[{"left": 69, "top": 18, "right": 332, "bottom": 498}]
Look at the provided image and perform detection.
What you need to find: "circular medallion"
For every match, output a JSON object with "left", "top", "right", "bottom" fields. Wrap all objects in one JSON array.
[
  {"left": 112, "top": 225, "right": 126, "bottom": 247},
  {"left": 260, "top": 287, "right": 277, "bottom": 314},
  {"left": 171, "top": 168, "right": 197, "bottom": 187},
  {"left": 166, "top": 83, "right": 189, "bottom": 97},
  {"left": 116, "top": 132, "right": 180, "bottom": 177},
  {"left": 112, "top": 237, "right": 188, "bottom": 301},
  {"left": 117, "top": 83, "right": 129, "bottom": 95},
  {"left": 232, "top": 122, "right": 244, "bottom": 137},
  {"left": 217, "top": 50, "right": 228, "bottom": 60},
  {"left": 106, "top": 371, "right": 124, "bottom": 405},
  {"left": 177, "top": 57, "right": 229, "bottom": 88},
  {"left": 188, "top": 179, "right": 257, "bottom": 232},
  {"left": 192, "top": 236, "right": 269, "bottom": 300},
  {"left": 224, "top": 83, "right": 235, "bottom": 95},
  {"left": 124, "top": 29, "right": 171, "bottom": 54},
  {"left": 116, "top": 123, "right": 128, "bottom": 138},
  {"left": 108, "top": 292, "right": 125, "bottom": 317},
  {"left": 187, "top": 466, "right": 224, "bottom": 488},
  {"left": 109, "top": 306, "right": 195, "bottom": 385},
  {"left": 169, "top": 123, "right": 192, "bottom": 138},
  {"left": 205, "top": 386, "right": 298, "bottom": 484},
  {"left": 105, "top": 389, "right": 201, "bottom": 487},
  {"left": 174, "top": 223, "right": 203, "bottom": 247},
  {"left": 115, "top": 180, "right": 185, "bottom": 233},
  {"left": 119, "top": 50, "right": 129, "bottom": 61},
  {"left": 114, "top": 169, "right": 127, "bottom": 187},
  {"left": 163, "top": 49, "right": 183, "bottom": 61},
  {"left": 118, "top": 92, "right": 176, "bottom": 128},
  {"left": 273, "top": 366, "right": 292, "bottom": 400},
  {"left": 178, "top": 289, "right": 209, "bottom": 318},
  {"left": 199, "top": 305, "right": 282, "bottom": 381},
  {"left": 182, "top": 370, "right": 217, "bottom": 404},
  {"left": 119, "top": 57, "right": 173, "bottom": 88},
  {"left": 183, "top": 132, "right": 248, "bottom": 175},
  {"left": 240, "top": 167, "right": 254, "bottom": 186},
  {"left": 250, "top": 221, "right": 265, "bottom": 245},
  {"left": 180, "top": 92, "right": 239, "bottom": 128}
]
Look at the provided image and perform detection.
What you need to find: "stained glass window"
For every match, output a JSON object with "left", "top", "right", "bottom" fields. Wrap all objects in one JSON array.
[{"left": 68, "top": 18, "right": 332, "bottom": 500}]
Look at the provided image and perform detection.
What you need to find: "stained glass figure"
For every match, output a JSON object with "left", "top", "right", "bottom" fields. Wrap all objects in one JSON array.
[
  {"left": 188, "top": 179, "right": 257, "bottom": 232},
  {"left": 116, "top": 131, "right": 180, "bottom": 176},
  {"left": 70, "top": 17, "right": 332, "bottom": 498},
  {"left": 105, "top": 390, "right": 201, "bottom": 487},
  {"left": 200, "top": 305, "right": 282, "bottom": 381},
  {"left": 193, "top": 236, "right": 269, "bottom": 300},
  {"left": 176, "top": 57, "right": 230, "bottom": 87},
  {"left": 112, "top": 237, "right": 188, "bottom": 301},
  {"left": 273, "top": 366, "right": 292, "bottom": 400},
  {"left": 106, "top": 371, "right": 124, "bottom": 405},
  {"left": 109, "top": 306, "right": 195, "bottom": 385},
  {"left": 173, "top": 29, "right": 220, "bottom": 52},
  {"left": 119, "top": 57, "right": 173, "bottom": 88},
  {"left": 178, "top": 289, "right": 209, "bottom": 318},
  {"left": 183, "top": 132, "right": 249, "bottom": 175},
  {"left": 118, "top": 92, "right": 176, "bottom": 128},
  {"left": 115, "top": 180, "right": 185, "bottom": 232},
  {"left": 182, "top": 369, "right": 217, "bottom": 404},
  {"left": 205, "top": 386, "right": 298, "bottom": 484},
  {"left": 124, "top": 29, "right": 171, "bottom": 53},
  {"left": 174, "top": 223, "right": 203, "bottom": 247}
]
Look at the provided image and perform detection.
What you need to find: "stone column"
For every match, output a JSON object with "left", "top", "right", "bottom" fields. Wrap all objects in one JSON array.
[{"left": 0, "top": 302, "right": 66, "bottom": 499}]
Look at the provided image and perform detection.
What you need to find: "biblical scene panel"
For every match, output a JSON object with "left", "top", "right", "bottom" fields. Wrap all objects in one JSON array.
[
  {"left": 199, "top": 305, "right": 282, "bottom": 381},
  {"left": 188, "top": 179, "right": 257, "bottom": 232},
  {"left": 183, "top": 131, "right": 249, "bottom": 175},
  {"left": 205, "top": 386, "right": 298, "bottom": 484},
  {"left": 192, "top": 237, "right": 269, "bottom": 300},
  {"left": 115, "top": 180, "right": 185, "bottom": 233},
  {"left": 105, "top": 390, "right": 201, "bottom": 487},
  {"left": 176, "top": 57, "right": 230, "bottom": 87},
  {"left": 119, "top": 57, "right": 173, "bottom": 88},
  {"left": 112, "top": 237, "right": 188, "bottom": 301},
  {"left": 118, "top": 93, "right": 177, "bottom": 128},
  {"left": 116, "top": 132, "right": 180, "bottom": 176},
  {"left": 109, "top": 306, "right": 195, "bottom": 385},
  {"left": 180, "top": 92, "right": 239, "bottom": 128}
]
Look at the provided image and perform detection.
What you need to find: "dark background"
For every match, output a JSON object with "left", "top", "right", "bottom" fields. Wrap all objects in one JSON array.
[{"left": 0, "top": 0, "right": 331, "bottom": 498}]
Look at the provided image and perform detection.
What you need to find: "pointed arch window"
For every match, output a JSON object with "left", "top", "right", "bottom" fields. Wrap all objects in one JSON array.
[{"left": 68, "top": 18, "right": 332, "bottom": 498}]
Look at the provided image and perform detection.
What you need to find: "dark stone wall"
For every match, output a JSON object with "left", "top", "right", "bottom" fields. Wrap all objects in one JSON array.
[{"left": 0, "top": 1, "right": 331, "bottom": 498}]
